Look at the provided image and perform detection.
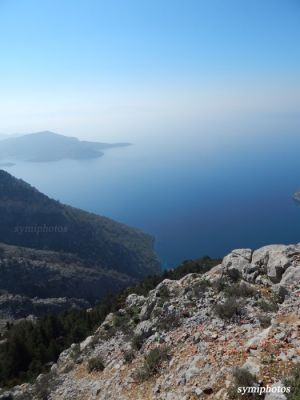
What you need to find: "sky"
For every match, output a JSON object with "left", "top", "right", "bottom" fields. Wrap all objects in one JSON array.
[{"left": 0, "top": 0, "right": 299, "bottom": 142}]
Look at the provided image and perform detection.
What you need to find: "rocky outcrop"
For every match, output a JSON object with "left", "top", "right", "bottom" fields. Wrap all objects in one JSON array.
[
  {"left": 224, "top": 244, "right": 300, "bottom": 286},
  {"left": 2, "top": 243, "right": 300, "bottom": 400}
]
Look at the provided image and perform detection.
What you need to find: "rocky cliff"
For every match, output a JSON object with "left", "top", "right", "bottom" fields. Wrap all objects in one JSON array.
[{"left": 2, "top": 243, "right": 300, "bottom": 400}]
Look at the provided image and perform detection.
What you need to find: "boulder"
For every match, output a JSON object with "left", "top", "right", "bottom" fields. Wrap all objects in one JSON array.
[
  {"left": 222, "top": 248, "right": 252, "bottom": 278},
  {"left": 280, "top": 266, "right": 300, "bottom": 289},
  {"left": 204, "top": 263, "right": 223, "bottom": 282},
  {"left": 252, "top": 245, "right": 295, "bottom": 283},
  {"left": 80, "top": 335, "right": 94, "bottom": 351},
  {"left": 125, "top": 294, "right": 146, "bottom": 309}
]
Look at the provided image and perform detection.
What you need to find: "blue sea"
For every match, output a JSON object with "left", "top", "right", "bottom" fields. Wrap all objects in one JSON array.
[{"left": 4, "top": 124, "right": 300, "bottom": 268}]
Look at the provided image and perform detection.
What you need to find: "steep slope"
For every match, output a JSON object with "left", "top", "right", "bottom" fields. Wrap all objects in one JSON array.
[
  {"left": 6, "top": 243, "right": 300, "bottom": 400},
  {"left": 0, "top": 170, "right": 160, "bottom": 279},
  {"left": 0, "top": 131, "right": 130, "bottom": 162},
  {"left": 0, "top": 243, "right": 133, "bottom": 311}
]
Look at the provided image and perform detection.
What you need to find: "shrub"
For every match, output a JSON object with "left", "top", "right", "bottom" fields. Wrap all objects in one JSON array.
[
  {"left": 228, "top": 367, "right": 261, "bottom": 399},
  {"left": 136, "top": 346, "right": 170, "bottom": 381},
  {"left": 274, "top": 287, "right": 288, "bottom": 304},
  {"left": 233, "top": 367, "right": 257, "bottom": 387},
  {"left": 257, "top": 313, "right": 271, "bottom": 328},
  {"left": 132, "top": 334, "right": 145, "bottom": 351},
  {"left": 258, "top": 298, "right": 278, "bottom": 312},
  {"left": 285, "top": 364, "right": 300, "bottom": 399},
  {"left": 144, "top": 347, "right": 169, "bottom": 373},
  {"left": 127, "top": 305, "right": 140, "bottom": 325},
  {"left": 157, "top": 285, "right": 170, "bottom": 300},
  {"left": 131, "top": 327, "right": 154, "bottom": 351},
  {"left": 214, "top": 297, "right": 242, "bottom": 320},
  {"left": 156, "top": 311, "right": 181, "bottom": 332},
  {"left": 189, "top": 279, "right": 211, "bottom": 298},
  {"left": 225, "top": 282, "right": 256, "bottom": 298},
  {"left": 101, "top": 324, "right": 117, "bottom": 340},
  {"left": 123, "top": 350, "right": 135, "bottom": 364},
  {"left": 113, "top": 312, "right": 133, "bottom": 335},
  {"left": 227, "top": 268, "right": 241, "bottom": 282},
  {"left": 87, "top": 356, "right": 105, "bottom": 373},
  {"left": 213, "top": 278, "right": 228, "bottom": 293}
]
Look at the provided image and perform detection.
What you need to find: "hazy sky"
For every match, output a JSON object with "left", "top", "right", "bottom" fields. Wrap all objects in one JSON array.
[{"left": 0, "top": 0, "right": 299, "bottom": 141}]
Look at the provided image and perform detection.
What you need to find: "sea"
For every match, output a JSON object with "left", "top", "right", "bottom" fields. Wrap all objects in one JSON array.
[{"left": 3, "top": 122, "right": 300, "bottom": 268}]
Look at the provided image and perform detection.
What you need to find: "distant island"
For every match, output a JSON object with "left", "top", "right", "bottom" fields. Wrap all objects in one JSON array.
[
  {"left": 0, "top": 131, "right": 131, "bottom": 162},
  {"left": 293, "top": 190, "right": 300, "bottom": 203}
]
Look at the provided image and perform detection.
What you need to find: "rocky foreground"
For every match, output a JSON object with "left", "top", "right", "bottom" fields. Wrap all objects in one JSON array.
[{"left": 2, "top": 243, "right": 300, "bottom": 400}]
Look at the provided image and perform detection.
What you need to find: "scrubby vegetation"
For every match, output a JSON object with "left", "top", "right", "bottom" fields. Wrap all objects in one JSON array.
[
  {"left": 257, "top": 313, "right": 271, "bottom": 328},
  {"left": 0, "top": 256, "right": 219, "bottom": 388},
  {"left": 156, "top": 310, "right": 181, "bottom": 332},
  {"left": 87, "top": 356, "right": 105, "bottom": 373},
  {"left": 214, "top": 296, "right": 243, "bottom": 320},
  {"left": 224, "top": 282, "right": 257, "bottom": 298},
  {"left": 131, "top": 333, "right": 145, "bottom": 351},
  {"left": 184, "top": 278, "right": 211, "bottom": 300},
  {"left": 135, "top": 346, "right": 170, "bottom": 381},
  {"left": 257, "top": 298, "right": 278, "bottom": 312},
  {"left": 228, "top": 367, "right": 261, "bottom": 399},
  {"left": 131, "top": 330, "right": 154, "bottom": 351},
  {"left": 285, "top": 364, "right": 300, "bottom": 399},
  {"left": 123, "top": 349, "right": 135, "bottom": 364}
]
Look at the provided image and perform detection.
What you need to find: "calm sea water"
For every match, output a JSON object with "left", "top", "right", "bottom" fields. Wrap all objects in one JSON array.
[{"left": 4, "top": 128, "right": 300, "bottom": 268}]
